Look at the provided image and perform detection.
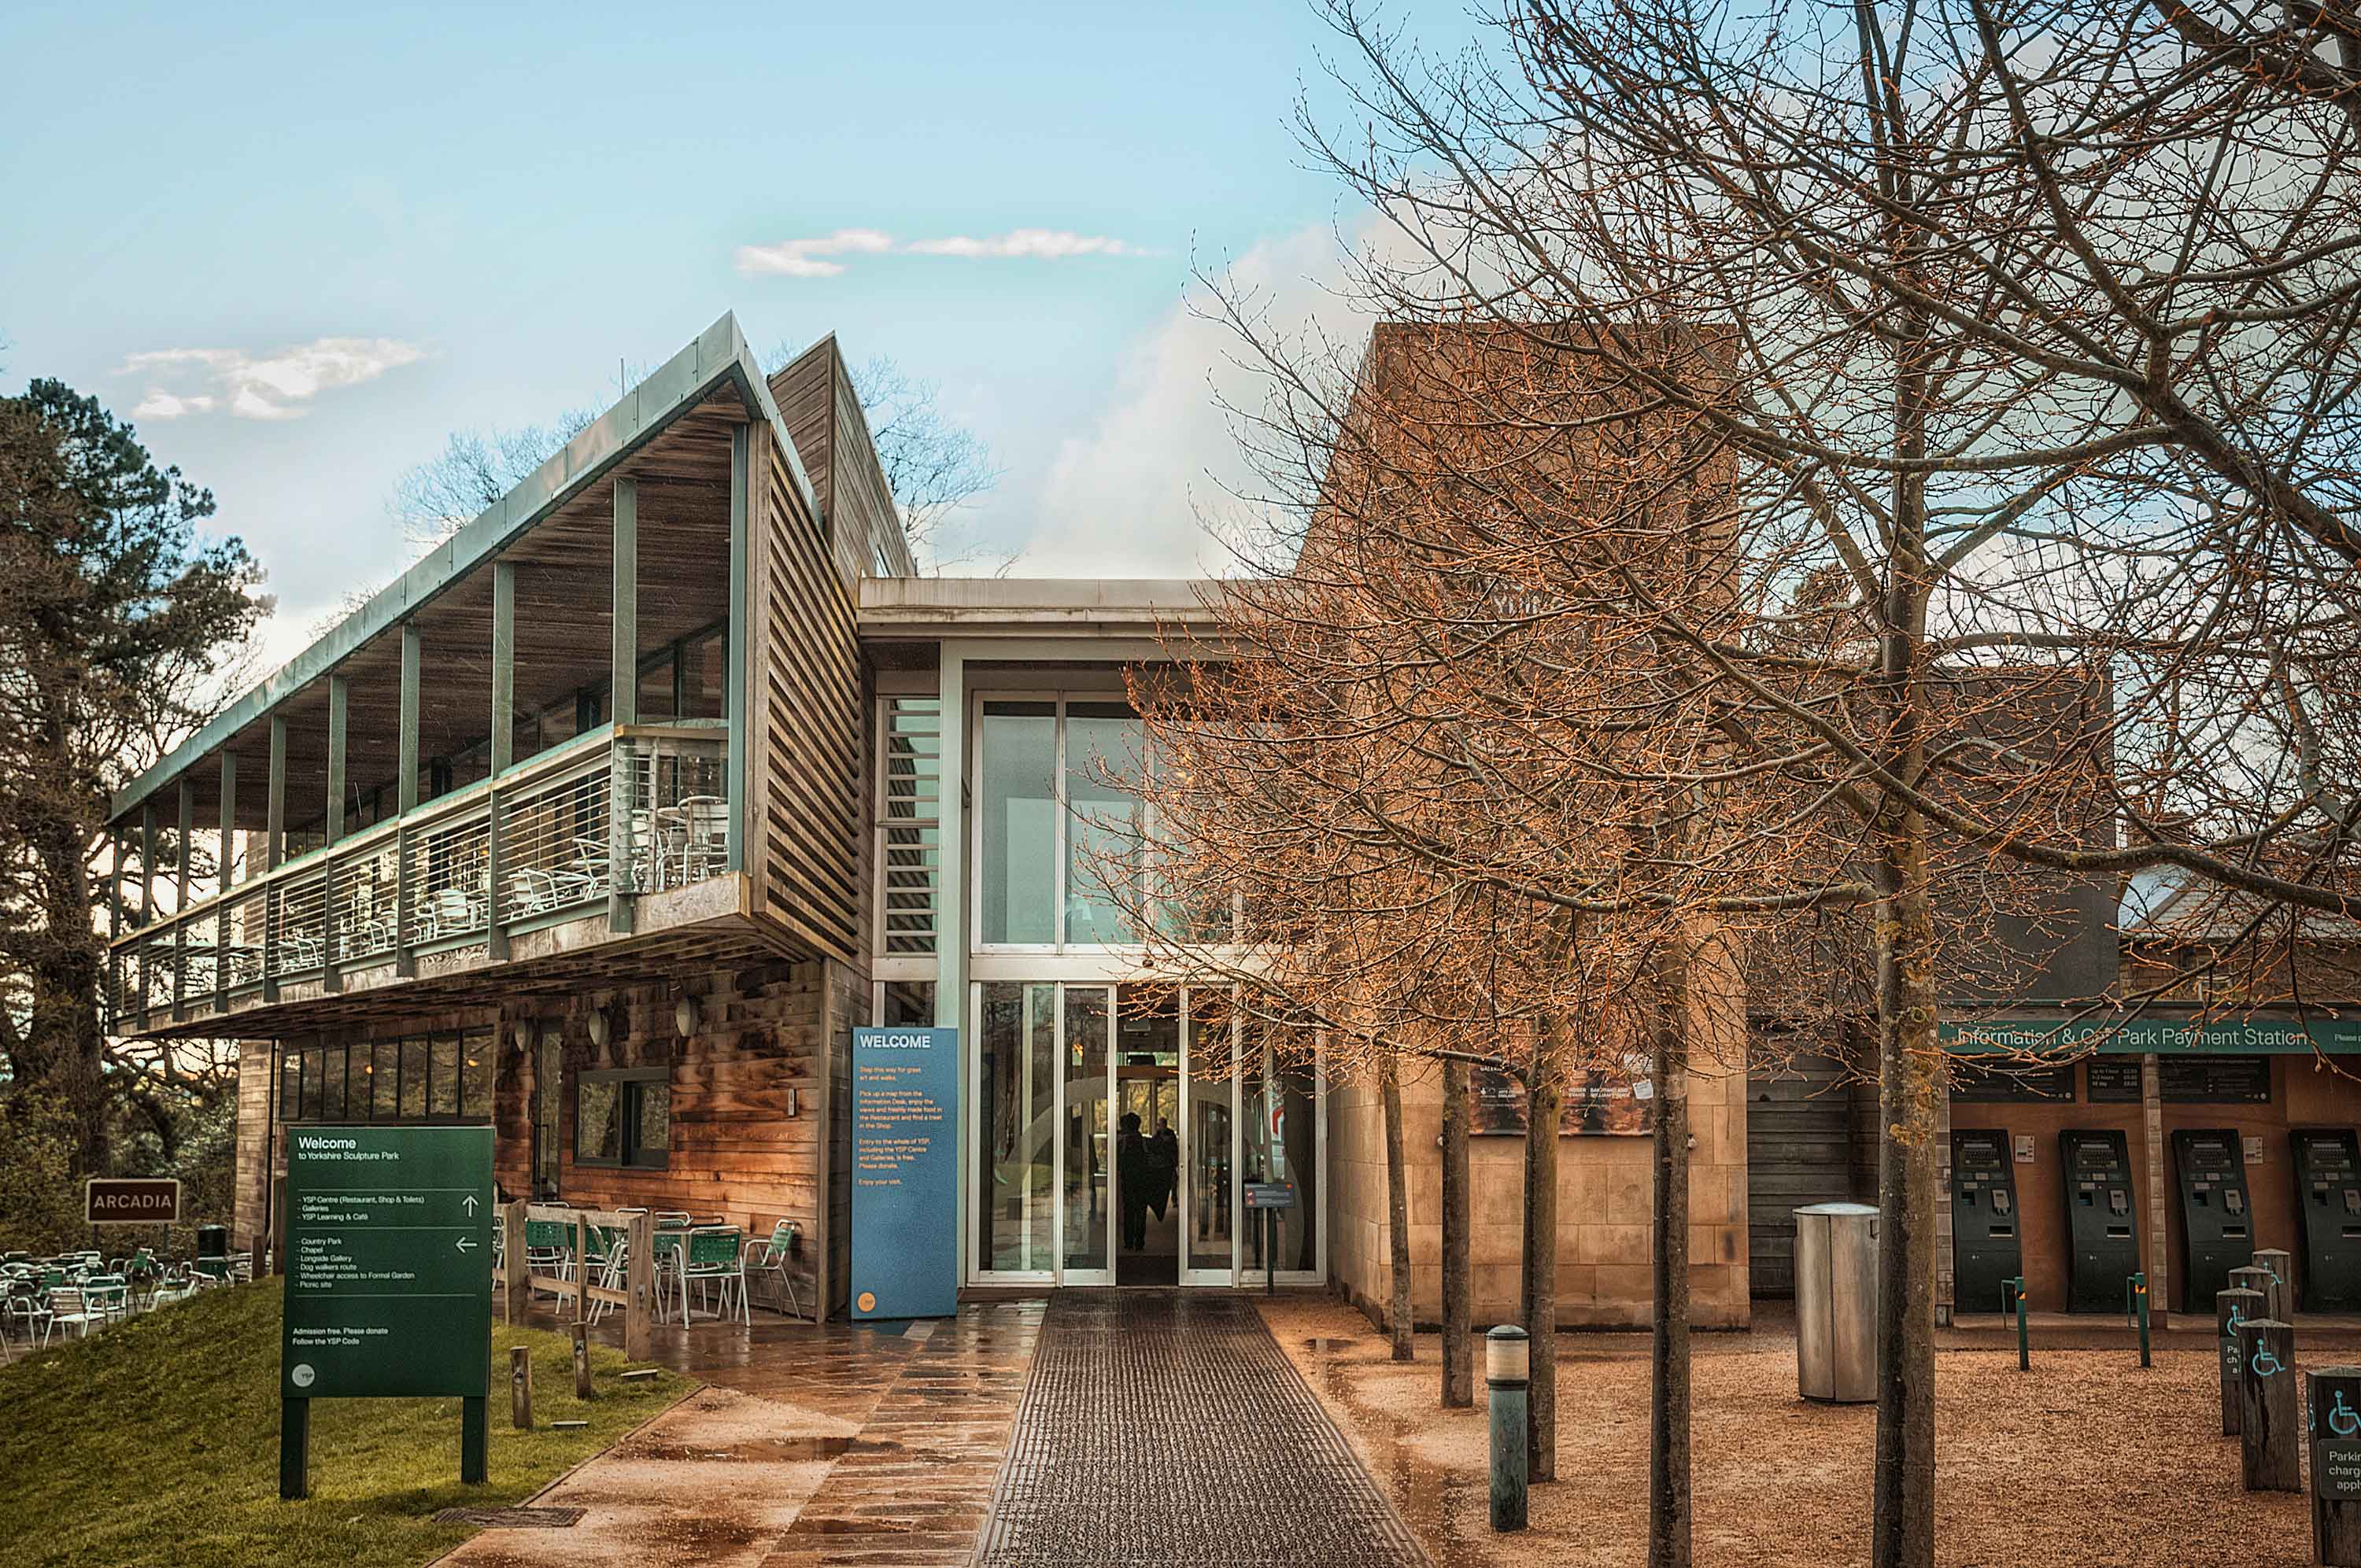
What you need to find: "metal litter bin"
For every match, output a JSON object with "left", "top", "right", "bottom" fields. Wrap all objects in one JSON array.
[{"left": 1794, "top": 1202, "right": 1878, "bottom": 1404}]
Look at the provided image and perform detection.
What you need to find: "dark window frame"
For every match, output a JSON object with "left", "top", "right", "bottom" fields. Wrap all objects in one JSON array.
[{"left": 573, "top": 1067, "right": 671, "bottom": 1170}]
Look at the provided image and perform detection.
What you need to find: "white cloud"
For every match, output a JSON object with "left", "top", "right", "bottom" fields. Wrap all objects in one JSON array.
[
  {"left": 1014, "top": 222, "right": 1369, "bottom": 578},
  {"left": 904, "top": 229, "right": 1146, "bottom": 260},
  {"left": 733, "top": 228, "right": 896, "bottom": 279},
  {"left": 733, "top": 227, "right": 1152, "bottom": 278},
  {"left": 131, "top": 389, "right": 216, "bottom": 419},
  {"left": 119, "top": 337, "right": 427, "bottom": 420}
]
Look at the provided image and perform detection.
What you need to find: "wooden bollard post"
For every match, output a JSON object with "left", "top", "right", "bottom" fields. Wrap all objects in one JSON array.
[
  {"left": 500, "top": 1201, "right": 529, "bottom": 1323},
  {"left": 572, "top": 1321, "right": 594, "bottom": 1400},
  {"left": 2238, "top": 1317, "right": 2300, "bottom": 1492},
  {"left": 2256, "top": 1249, "right": 2293, "bottom": 1323},
  {"left": 2219, "top": 1287, "right": 2267, "bottom": 1436},
  {"left": 624, "top": 1212, "right": 653, "bottom": 1363},
  {"left": 2311, "top": 1366, "right": 2361, "bottom": 1566},
  {"left": 2231, "top": 1264, "right": 2277, "bottom": 1320},
  {"left": 510, "top": 1345, "right": 534, "bottom": 1430}
]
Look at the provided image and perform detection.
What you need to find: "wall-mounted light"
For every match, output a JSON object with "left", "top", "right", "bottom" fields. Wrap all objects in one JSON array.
[
  {"left": 513, "top": 1018, "right": 540, "bottom": 1058},
  {"left": 784, "top": 1085, "right": 800, "bottom": 1119},
  {"left": 674, "top": 996, "right": 701, "bottom": 1039},
  {"left": 586, "top": 1009, "right": 610, "bottom": 1050}
]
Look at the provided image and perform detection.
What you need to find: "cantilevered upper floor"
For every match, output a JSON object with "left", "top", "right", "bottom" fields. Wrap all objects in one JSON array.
[{"left": 105, "top": 313, "right": 911, "bottom": 1041}]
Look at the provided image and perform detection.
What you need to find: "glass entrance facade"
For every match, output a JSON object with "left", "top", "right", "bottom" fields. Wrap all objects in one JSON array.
[{"left": 968, "top": 981, "right": 1322, "bottom": 1287}]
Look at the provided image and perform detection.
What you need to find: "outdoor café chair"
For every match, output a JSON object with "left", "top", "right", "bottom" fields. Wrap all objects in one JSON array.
[
  {"left": 45, "top": 1287, "right": 98, "bottom": 1342},
  {"left": 83, "top": 1275, "right": 131, "bottom": 1324},
  {"left": 647, "top": 1229, "right": 688, "bottom": 1323},
  {"left": 751, "top": 1220, "right": 806, "bottom": 1320},
  {"left": 678, "top": 1229, "right": 748, "bottom": 1326},
  {"left": 522, "top": 1219, "right": 572, "bottom": 1293},
  {"left": 4, "top": 1290, "right": 50, "bottom": 1348}
]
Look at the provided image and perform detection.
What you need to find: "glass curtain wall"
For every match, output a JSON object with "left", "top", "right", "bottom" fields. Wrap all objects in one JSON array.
[
  {"left": 976, "top": 698, "right": 1152, "bottom": 953},
  {"left": 966, "top": 982, "right": 1319, "bottom": 1287}
]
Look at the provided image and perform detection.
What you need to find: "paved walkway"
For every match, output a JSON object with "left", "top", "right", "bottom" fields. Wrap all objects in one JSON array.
[
  {"left": 977, "top": 1292, "right": 1431, "bottom": 1568},
  {"left": 449, "top": 1299, "right": 1042, "bottom": 1568}
]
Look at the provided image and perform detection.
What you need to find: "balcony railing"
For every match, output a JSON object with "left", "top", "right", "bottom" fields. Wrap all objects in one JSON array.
[{"left": 109, "top": 722, "right": 729, "bottom": 1028}]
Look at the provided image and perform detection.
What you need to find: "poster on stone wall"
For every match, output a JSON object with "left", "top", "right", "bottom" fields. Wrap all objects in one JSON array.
[{"left": 1472, "top": 1053, "right": 1655, "bottom": 1135}]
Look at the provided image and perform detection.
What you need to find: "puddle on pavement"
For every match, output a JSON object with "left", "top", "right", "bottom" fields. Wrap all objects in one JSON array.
[{"left": 1302, "top": 1338, "right": 1490, "bottom": 1562}]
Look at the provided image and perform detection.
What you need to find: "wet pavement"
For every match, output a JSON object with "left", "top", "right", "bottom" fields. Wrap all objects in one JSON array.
[
  {"left": 449, "top": 1298, "right": 1043, "bottom": 1568},
  {"left": 977, "top": 1291, "right": 1432, "bottom": 1568}
]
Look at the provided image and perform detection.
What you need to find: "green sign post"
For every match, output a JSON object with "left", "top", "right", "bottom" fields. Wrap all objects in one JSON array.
[{"left": 279, "top": 1124, "right": 494, "bottom": 1500}]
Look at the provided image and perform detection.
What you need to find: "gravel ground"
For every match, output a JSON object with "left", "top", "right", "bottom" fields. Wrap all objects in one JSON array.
[{"left": 1263, "top": 1296, "right": 2319, "bottom": 1568}]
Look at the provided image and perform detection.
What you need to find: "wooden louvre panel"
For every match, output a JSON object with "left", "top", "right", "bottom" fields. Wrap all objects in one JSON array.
[{"left": 749, "top": 424, "right": 865, "bottom": 963}]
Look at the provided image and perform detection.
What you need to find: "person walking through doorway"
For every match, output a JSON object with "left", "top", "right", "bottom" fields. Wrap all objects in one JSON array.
[
  {"left": 1147, "top": 1118, "right": 1180, "bottom": 1223},
  {"left": 1117, "top": 1112, "right": 1151, "bottom": 1252}
]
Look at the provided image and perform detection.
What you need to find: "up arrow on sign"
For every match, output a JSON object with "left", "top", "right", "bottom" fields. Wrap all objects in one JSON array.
[{"left": 462, "top": 1194, "right": 478, "bottom": 1215}]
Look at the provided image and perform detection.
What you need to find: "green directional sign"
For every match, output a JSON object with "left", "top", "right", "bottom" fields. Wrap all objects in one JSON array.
[{"left": 281, "top": 1124, "right": 493, "bottom": 1400}]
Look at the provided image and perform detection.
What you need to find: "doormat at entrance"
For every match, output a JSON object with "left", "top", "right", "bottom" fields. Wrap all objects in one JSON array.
[{"left": 431, "top": 1506, "right": 586, "bottom": 1529}]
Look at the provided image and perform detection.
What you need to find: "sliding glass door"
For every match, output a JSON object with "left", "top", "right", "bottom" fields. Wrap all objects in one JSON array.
[{"left": 967, "top": 981, "right": 1321, "bottom": 1288}]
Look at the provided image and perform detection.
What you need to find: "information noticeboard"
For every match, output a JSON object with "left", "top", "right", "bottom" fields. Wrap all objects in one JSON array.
[
  {"left": 280, "top": 1124, "right": 493, "bottom": 1400},
  {"left": 849, "top": 1027, "right": 958, "bottom": 1321}
]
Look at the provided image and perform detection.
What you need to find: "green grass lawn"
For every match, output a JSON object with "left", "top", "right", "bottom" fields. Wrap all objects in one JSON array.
[{"left": 0, "top": 1282, "right": 693, "bottom": 1567}]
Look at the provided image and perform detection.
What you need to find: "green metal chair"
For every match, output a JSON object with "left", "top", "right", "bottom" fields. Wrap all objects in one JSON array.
[{"left": 678, "top": 1229, "right": 747, "bottom": 1326}]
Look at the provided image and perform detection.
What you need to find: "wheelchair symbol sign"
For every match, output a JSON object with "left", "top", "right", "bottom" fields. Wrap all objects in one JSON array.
[
  {"left": 2252, "top": 1343, "right": 2286, "bottom": 1378},
  {"left": 2330, "top": 1390, "right": 2361, "bottom": 1438}
]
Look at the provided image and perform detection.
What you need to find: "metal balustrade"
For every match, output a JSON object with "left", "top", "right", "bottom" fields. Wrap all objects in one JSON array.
[
  {"left": 618, "top": 732, "right": 729, "bottom": 895},
  {"left": 104, "top": 724, "right": 730, "bottom": 1029},
  {"left": 497, "top": 751, "right": 611, "bottom": 923}
]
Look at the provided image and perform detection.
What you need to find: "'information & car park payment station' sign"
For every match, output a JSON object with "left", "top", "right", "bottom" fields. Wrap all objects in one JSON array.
[
  {"left": 850, "top": 1027, "right": 958, "bottom": 1320},
  {"left": 282, "top": 1124, "right": 493, "bottom": 1400}
]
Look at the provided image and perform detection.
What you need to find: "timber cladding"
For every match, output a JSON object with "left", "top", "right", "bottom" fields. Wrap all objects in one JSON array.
[
  {"left": 747, "top": 408, "right": 867, "bottom": 965},
  {"left": 538, "top": 960, "right": 837, "bottom": 1313}
]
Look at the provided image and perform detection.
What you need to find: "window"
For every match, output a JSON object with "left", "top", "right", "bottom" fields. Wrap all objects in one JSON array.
[
  {"left": 431, "top": 1035, "right": 461, "bottom": 1116},
  {"left": 575, "top": 1070, "right": 670, "bottom": 1169},
  {"left": 399, "top": 1036, "right": 428, "bottom": 1118},
  {"left": 1065, "top": 703, "right": 1144, "bottom": 945},
  {"left": 974, "top": 697, "right": 1154, "bottom": 951},
  {"left": 371, "top": 1039, "right": 399, "bottom": 1118},
  {"left": 460, "top": 1031, "right": 493, "bottom": 1120},
  {"left": 320, "top": 1045, "right": 347, "bottom": 1120},
  {"left": 979, "top": 701, "right": 1058, "bottom": 943}
]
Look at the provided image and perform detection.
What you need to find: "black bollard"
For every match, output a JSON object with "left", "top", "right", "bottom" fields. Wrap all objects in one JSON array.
[
  {"left": 1487, "top": 1324, "right": 1530, "bottom": 1533},
  {"left": 2219, "top": 1286, "right": 2266, "bottom": 1436}
]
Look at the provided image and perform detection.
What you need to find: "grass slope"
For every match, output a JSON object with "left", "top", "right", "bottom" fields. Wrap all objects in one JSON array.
[{"left": 0, "top": 1283, "right": 693, "bottom": 1568}]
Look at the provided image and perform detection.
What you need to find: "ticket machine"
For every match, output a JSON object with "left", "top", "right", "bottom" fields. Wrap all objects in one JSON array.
[
  {"left": 2169, "top": 1127, "right": 2254, "bottom": 1314},
  {"left": 2060, "top": 1130, "right": 2140, "bottom": 1312},
  {"left": 2292, "top": 1127, "right": 2361, "bottom": 1311},
  {"left": 1949, "top": 1130, "right": 2023, "bottom": 1315}
]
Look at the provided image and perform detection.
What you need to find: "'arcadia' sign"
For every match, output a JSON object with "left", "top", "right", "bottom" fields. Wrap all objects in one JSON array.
[
  {"left": 86, "top": 1177, "right": 180, "bottom": 1225},
  {"left": 281, "top": 1125, "right": 493, "bottom": 1400},
  {"left": 850, "top": 1027, "right": 959, "bottom": 1320}
]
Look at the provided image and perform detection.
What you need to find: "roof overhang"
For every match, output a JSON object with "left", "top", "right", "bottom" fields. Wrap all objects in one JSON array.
[
  {"left": 112, "top": 311, "right": 817, "bottom": 824},
  {"left": 856, "top": 577, "right": 1224, "bottom": 647}
]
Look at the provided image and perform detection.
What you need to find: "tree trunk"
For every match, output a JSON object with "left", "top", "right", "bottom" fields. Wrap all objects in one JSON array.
[
  {"left": 1520, "top": 1049, "right": 1562, "bottom": 1482},
  {"left": 1441, "top": 1057, "right": 1473, "bottom": 1407},
  {"left": 1649, "top": 932, "right": 1694, "bottom": 1568},
  {"left": 1383, "top": 1053, "right": 1414, "bottom": 1360},
  {"left": 1871, "top": 818, "right": 1940, "bottom": 1568}
]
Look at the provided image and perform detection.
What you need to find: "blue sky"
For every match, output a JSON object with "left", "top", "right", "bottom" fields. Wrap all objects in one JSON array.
[{"left": 2, "top": 0, "right": 1479, "bottom": 665}]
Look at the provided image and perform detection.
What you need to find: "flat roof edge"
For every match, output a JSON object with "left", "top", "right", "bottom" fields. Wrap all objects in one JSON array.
[{"left": 113, "top": 312, "right": 823, "bottom": 822}]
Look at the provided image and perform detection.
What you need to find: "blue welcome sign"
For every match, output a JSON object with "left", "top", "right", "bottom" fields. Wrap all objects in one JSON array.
[{"left": 850, "top": 1026, "right": 959, "bottom": 1319}]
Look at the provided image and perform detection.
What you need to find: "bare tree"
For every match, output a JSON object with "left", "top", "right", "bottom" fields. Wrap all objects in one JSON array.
[{"left": 845, "top": 355, "right": 1003, "bottom": 570}]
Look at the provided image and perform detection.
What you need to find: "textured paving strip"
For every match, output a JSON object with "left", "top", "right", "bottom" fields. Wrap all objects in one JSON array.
[{"left": 977, "top": 1291, "right": 1432, "bottom": 1568}]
